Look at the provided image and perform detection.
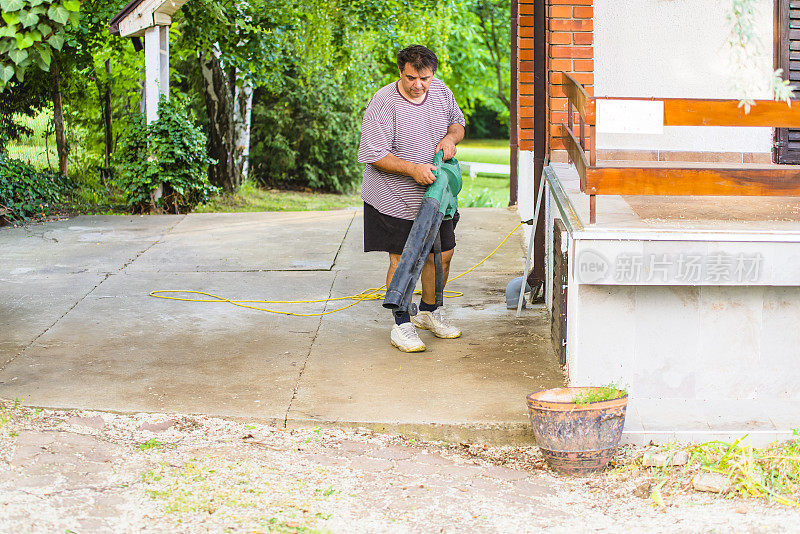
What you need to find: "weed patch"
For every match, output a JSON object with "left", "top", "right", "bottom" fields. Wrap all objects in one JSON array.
[{"left": 572, "top": 385, "right": 626, "bottom": 404}]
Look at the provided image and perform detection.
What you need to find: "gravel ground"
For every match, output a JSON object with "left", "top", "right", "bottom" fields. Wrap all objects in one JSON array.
[{"left": 0, "top": 404, "right": 798, "bottom": 533}]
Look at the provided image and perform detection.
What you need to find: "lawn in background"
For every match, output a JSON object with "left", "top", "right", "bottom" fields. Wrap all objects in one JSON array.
[
  {"left": 458, "top": 138, "right": 510, "bottom": 207},
  {"left": 195, "top": 181, "right": 362, "bottom": 212},
  {"left": 198, "top": 138, "right": 512, "bottom": 211},
  {"left": 457, "top": 138, "right": 510, "bottom": 165}
]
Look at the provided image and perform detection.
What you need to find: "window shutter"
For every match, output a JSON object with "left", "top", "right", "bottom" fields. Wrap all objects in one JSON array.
[{"left": 778, "top": 0, "right": 800, "bottom": 163}]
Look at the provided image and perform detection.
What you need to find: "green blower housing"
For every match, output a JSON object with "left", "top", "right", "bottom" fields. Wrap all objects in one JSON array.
[{"left": 425, "top": 150, "right": 462, "bottom": 219}]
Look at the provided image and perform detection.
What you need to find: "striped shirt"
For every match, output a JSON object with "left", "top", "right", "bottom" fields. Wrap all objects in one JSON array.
[{"left": 358, "top": 78, "right": 465, "bottom": 220}]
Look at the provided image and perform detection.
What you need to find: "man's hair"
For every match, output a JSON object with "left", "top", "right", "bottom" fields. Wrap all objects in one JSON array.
[{"left": 397, "top": 45, "right": 438, "bottom": 74}]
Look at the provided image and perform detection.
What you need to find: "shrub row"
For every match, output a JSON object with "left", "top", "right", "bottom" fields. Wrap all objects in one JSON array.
[{"left": 0, "top": 154, "right": 72, "bottom": 221}]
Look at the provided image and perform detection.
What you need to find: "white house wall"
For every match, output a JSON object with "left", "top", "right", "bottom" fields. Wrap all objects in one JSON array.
[{"left": 593, "top": 0, "right": 774, "bottom": 154}]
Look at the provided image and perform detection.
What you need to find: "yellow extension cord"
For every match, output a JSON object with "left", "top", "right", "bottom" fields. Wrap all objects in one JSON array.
[{"left": 149, "top": 221, "right": 525, "bottom": 317}]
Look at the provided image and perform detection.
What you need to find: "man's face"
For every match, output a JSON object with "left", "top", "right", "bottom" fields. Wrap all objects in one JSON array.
[{"left": 399, "top": 64, "right": 434, "bottom": 99}]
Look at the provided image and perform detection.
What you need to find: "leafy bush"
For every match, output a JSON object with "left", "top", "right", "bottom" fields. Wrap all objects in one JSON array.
[
  {"left": 0, "top": 153, "right": 72, "bottom": 221},
  {"left": 250, "top": 76, "right": 362, "bottom": 193},
  {"left": 114, "top": 96, "right": 217, "bottom": 213}
]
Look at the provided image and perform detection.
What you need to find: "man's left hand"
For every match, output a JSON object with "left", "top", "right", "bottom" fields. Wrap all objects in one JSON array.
[{"left": 436, "top": 137, "right": 457, "bottom": 160}]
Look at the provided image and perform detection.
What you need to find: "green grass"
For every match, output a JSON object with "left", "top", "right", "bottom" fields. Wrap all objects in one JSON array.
[
  {"left": 7, "top": 110, "right": 58, "bottom": 171},
  {"left": 460, "top": 172, "right": 509, "bottom": 208},
  {"left": 195, "top": 171, "right": 510, "bottom": 212},
  {"left": 194, "top": 181, "right": 362, "bottom": 212},
  {"left": 457, "top": 138, "right": 510, "bottom": 165}
]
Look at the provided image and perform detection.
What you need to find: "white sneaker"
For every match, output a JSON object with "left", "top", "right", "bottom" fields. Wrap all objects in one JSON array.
[
  {"left": 390, "top": 322, "right": 426, "bottom": 352},
  {"left": 412, "top": 309, "right": 462, "bottom": 339}
]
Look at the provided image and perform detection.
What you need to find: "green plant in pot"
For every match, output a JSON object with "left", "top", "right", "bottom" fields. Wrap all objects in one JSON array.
[{"left": 526, "top": 384, "right": 628, "bottom": 476}]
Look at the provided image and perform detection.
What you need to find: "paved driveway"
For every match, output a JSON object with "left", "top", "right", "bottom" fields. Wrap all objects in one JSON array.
[{"left": 0, "top": 208, "right": 564, "bottom": 443}]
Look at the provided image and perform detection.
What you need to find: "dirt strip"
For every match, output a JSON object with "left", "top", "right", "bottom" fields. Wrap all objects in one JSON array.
[{"left": 0, "top": 404, "right": 797, "bottom": 533}]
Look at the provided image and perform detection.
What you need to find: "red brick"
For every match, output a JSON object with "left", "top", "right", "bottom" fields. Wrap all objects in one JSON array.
[
  {"left": 519, "top": 38, "right": 535, "bottom": 49},
  {"left": 573, "top": 6, "right": 594, "bottom": 18},
  {"left": 547, "top": 58, "right": 572, "bottom": 71},
  {"left": 549, "top": 123, "right": 564, "bottom": 137},
  {"left": 520, "top": 129, "right": 536, "bottom": 140},
  {"left": 550, "top": 97, "right": 568, "bottom": 111},
  {"left": 519, "top": 83, "right": 536, "bottom": 95},
  {"left": 550, "top": 32, "right": 572, "bottom": 44},
  {"left": 550, "top": 111, "right": 568, "bottom": 124},
  {"left": 573, "top": 59, "right": 594, "bottom": 72},
  {"left": 550, "top": 19, "right": 593, "bottom": 32},
  {"left": 519, "top": 49, "right": 535, "bottom": 61},
  {"left": 520, "top": 4, "right": 535, "bottom": 15},
  {"left": 520, "top": 117, "right": 536, "bottom": 129},
  {"left": 520, "top": 61, "right": 536, "bottom": 72},
  {"left": 519, "top": 107, "right": 535, "bottom": 119},
  {"left": 520, "top": 26, "right": 534, "bottom": 38},
  {"left": 549, "top": 84, "right": 567, "bottom": 98},
  {"left": 519, "top": 72, "right": 537, "bottom": 83},
  {"left": 548, "top": 5, "right": 572, "bottom": 18},
  {"left": 549, "top": 0, "right": 593, "bottom": 5},
  {"left": 549, "top": 138, "right": 566, "bottom": 150},
  {"left": 550, "top": 46, "right": 593, "bottom": 59},
  {"left": 519, "top": 139, "right": 535, "bottom": 151},
  {"left": 574, "top": 72, "right": 594, "bottom": 85},
  {"left": 519, "top": 15, "right": 535, "bottom": 26},
  {"left": 573, "top": 32, "right": 593, "bottom": 45},
  {"left": 520, "top": 96, "right": 535, "bottom": 107}
]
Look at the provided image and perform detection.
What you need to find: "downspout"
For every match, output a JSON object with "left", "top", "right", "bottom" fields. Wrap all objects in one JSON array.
[
  {"left": 509, "top": 0, "right": 519, "bottom": 205},
  {"left": 527, "top": 0, "right": 547, "bottom": 293}
]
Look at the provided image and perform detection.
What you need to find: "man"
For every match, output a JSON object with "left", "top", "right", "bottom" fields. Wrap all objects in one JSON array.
[{"left": 358, "top": 45, "right": 466, "bottom": 353}]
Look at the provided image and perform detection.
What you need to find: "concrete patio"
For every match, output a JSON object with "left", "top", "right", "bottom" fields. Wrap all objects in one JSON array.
[{"left": 0, "top": 208, "right": 565, "bottom": 443}]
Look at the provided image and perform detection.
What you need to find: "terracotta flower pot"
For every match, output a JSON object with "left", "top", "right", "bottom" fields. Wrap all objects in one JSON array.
[{"left": 526, "top": 387, "right": 628, "bottom": 476}]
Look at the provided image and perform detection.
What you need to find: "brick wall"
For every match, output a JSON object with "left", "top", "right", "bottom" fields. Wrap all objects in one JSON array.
[{"left": 517, "top": 0, "right": 594, "bottom": 154}]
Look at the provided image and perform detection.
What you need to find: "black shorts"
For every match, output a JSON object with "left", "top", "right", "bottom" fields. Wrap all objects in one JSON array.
[{"left": 363, "top": 202, "right": 458, "bottom": 255}]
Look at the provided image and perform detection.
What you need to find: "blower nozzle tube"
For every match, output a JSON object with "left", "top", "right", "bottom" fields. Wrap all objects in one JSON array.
[{"left": 383, "top": 197, "right": 444, "bottom": 313}]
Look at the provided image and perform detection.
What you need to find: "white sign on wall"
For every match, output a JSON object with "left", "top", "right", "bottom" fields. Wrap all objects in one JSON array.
[{"left": 595, "top": 99, "right": 665, "bottom": 135}]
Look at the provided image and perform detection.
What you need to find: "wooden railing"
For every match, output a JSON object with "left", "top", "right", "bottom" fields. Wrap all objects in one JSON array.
[{"left": 558, "top": 73, "right": 800, "bottom": 223}]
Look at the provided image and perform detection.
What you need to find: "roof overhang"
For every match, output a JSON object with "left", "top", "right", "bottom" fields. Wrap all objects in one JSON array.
[{"left": 109, "top": 0, "right": 188, "bottom": 37}]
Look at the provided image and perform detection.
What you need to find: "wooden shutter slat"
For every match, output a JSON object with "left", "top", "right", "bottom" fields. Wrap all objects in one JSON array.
[{"left": 780, "top": 0, "right": 800, "bottom": 164}]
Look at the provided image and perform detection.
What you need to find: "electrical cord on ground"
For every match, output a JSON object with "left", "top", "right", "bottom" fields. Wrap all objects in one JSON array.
[{"left": 149, "top": 221, "right": 525, "bottom": 317}]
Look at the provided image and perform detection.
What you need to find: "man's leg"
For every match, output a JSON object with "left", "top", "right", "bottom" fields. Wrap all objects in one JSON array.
[
  {"left": 387, "top": 253, "right": 426, "bottom": 352},
  {"left": 420, "top": 249, "right": 453, "bottom": 305},
  {"left": 413, "top": 248, "right": 461, "bottom": 338},
  {"left": 387, "top": 253, "right": 402, "bottom": 289}
]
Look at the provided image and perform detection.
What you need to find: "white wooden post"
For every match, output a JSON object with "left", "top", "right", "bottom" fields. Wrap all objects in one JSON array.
[
  {"left": 158, "top": 24, "right": 169, "bottom": 98},
  {"left": 144, "top": 25, "right": 160, "bottom": 124}
]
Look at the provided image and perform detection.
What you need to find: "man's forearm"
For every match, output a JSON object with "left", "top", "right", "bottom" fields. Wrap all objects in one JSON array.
[
  {"left": 371, "top": 153, "right": 418, "bottom": 177},
  {"left": 372, "top": 153, "right": 437, "bottom": 186},
  {"left": 444, "top": 123, "right": 465, "bottom": 146}
]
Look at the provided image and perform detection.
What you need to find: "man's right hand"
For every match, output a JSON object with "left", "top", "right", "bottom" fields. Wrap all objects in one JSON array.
[{"left": 411, "top": 163, "right": 437, "bottom": 186}]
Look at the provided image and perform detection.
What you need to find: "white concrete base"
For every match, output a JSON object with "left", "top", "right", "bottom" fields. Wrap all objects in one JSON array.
[{"left": 544, "top": 163, "right": 800, "bottom": 444}]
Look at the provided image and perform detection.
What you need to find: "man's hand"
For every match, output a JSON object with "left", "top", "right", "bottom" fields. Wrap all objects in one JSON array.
[
  {"left": 411, "top": 163, "right": 437, "bottom": 186},
  {"left": 436, "top": 137, "right": 457, "bottom": 160},
  {"left": 436, "top": 123, "right": 465, "bottom": 160}
]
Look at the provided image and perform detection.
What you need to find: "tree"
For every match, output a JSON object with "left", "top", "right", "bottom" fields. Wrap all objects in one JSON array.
[
  {"left": 0, "top": 0, "right": 81, "bottom": 176},
  {"left": 64, "top": 0, "right": 137, "bottom": 182},
  {"left": 471, "top": 0, "right": 510, "bottom": 111},
  {"left": 180, "top": 0, "right": 296, "bottom": 191}
]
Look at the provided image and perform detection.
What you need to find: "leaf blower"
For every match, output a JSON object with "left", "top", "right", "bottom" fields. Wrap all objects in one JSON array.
[{"left": 383, "top": 150, "right": 462, "bottom": 316}]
